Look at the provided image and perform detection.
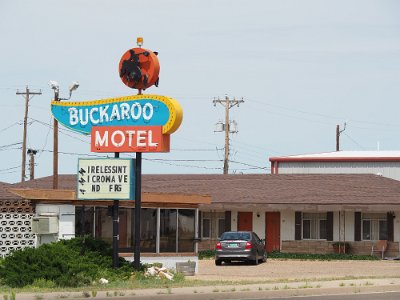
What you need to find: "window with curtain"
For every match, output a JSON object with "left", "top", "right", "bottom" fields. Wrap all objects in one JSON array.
[
  {"left": 362, "top": 213, "right": 387, "bottom": 240},
  {"left": 302, "top": 213, "right": 327, "bottom": 240},
  {"left": 201, "top": 212, "right": 225, "bottom": 239},
  {"left": 217, "top": 218, "right": 225, "bottom": 238},
  {"left": 178, "top": 209, "right": 195, "bottom": 252},
  {"left": 202, "top": 218, "right": 211, "bottom": 238}
]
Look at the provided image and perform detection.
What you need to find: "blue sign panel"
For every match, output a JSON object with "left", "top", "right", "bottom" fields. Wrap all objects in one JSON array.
[{"left": 51, "top": 94, "right": 183, "bottom": 135}]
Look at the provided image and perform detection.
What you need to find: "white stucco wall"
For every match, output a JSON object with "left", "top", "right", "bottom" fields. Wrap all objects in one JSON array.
[
  {"left": 253, "top": 212, "right": 265, "bottom": 239},
  {"left": 35, "top": 204, "right": 75, "bottom": 245},
  {"left": 279, "top": 211, "right": 400, "bottom": 244},
  {"left": 280, "top": 211, "right": 295, "bottom": 241},
  {"left": 231, "top": 210, "right": 238, "bottom": 231}
]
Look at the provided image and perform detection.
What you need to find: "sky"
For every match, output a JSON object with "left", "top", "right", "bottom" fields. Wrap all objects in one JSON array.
[{"left": 0, "top": 0, "right": 400, "bottom": 183}]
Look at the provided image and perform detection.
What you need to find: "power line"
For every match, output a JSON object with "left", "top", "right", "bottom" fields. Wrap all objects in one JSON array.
[
  {"left": 343, "top": 132, "right": 366, "bottom": 150},
  {"left": 143, "top": 159, "right": 224, "bottom": 170},
  {"left": 229, "top": 160, "right": 270, "bottom": 170},
  {"left": 0, "top": 142, "right": 22, "bottom": 149},
  {"left": 0, "top": 122, "right": 20, "bottom": 134}
]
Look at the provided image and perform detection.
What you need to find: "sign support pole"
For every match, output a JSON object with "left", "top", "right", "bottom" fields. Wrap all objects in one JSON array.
[
  {"left": 112, "top": 152, "right": 120, "bottom": 268},
  {"left": 133, "top": 152, "right": 142, "bottom": 270}
]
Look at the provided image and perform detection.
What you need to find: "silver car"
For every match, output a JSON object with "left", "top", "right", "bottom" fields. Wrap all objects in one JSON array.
[{"left": 215, "top": 231, "right": 266, "bottom": 265}]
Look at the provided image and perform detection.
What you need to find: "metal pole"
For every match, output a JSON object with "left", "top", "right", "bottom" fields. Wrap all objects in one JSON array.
[
  {"left": 134, "top": 152, "right": 142, "bottom": 270},
  {"left": 112, "top": 152, "right": 120, "bottom": 268},
  {"left": 53, "top": 91, "right": 59, "bottom": 189},
  {"left": 112, "top": 200, "right": 119, "bottom": 268}
]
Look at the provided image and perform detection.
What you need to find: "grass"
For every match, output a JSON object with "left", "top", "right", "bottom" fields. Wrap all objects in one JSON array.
[{"left": 0, "top": 274, "right": 396, "bottom": 296}]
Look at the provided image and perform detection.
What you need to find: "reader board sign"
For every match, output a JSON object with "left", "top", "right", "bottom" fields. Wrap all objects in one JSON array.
[
  {"left": 91, "top": 125, "right": 170, "bottom": 153},
  {"left": 77, "top": 158, "right": 134, "bottom": 200}
]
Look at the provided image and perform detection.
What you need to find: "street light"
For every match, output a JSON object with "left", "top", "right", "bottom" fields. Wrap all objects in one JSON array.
[{"left": 49, "top": 80, "right": 79, "bottom": 189}]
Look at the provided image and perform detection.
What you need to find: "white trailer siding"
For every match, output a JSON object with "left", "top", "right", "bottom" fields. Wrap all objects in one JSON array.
[{"left": 276, "top": 161, "right": 400, "bottom": 181}]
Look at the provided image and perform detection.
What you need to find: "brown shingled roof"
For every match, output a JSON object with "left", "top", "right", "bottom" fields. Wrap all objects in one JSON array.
[
  {"left": 0, "top": 182, "right": 21, "bottom": 200},
  {"left": 10, "top": 174, "right": 400, "bottom": 207}
]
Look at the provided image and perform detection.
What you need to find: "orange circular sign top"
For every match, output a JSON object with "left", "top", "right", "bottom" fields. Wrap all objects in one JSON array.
[{"left": 118, "top": 48, "right": 160, "bottom": 90}]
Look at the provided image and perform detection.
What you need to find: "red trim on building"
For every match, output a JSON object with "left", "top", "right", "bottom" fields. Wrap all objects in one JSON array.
[{"left": 269, "top": 157, "right": 400, "bottom": 163}]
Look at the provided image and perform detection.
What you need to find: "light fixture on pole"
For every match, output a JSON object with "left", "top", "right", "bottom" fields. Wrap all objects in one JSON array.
[{"left": 49, "top": 80, "right": 79, "bottom": 189}]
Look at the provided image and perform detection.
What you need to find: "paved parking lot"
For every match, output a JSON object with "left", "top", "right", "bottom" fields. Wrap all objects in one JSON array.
[{"left": 191, "top": 259, "right": 400, "bottom": 281}]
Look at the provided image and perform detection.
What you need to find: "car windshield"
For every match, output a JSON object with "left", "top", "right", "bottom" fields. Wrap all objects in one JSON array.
[{"left": 220, "top": 232, "right": 251, "bottom": 241}]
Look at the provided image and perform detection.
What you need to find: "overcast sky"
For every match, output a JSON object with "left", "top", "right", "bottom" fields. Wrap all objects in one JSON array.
[{"left": 0, "top": 0, "right": 400, "bottom": 183}]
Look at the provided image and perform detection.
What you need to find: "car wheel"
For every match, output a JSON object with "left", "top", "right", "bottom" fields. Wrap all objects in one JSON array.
[
  {"left": 262, "top": 253, "right": 267, "bottom": 262},
  {"left": 215, "top": 259, "right": 222, "bottom": 266},
  {"left": 253, "top": 256, "right": 259, "bottom": 265}
]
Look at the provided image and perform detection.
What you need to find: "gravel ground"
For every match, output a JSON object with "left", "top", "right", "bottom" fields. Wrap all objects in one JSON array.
[{"left": 191, "top": 259, "right": 400, "bottom": 281}]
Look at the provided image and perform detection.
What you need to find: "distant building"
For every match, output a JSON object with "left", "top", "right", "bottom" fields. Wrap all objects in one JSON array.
[{"left": 270, "top": 151, "right": 400, "bottom": 180}]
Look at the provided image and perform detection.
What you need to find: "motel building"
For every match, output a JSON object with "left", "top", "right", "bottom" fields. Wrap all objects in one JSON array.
[{"left": 2, "top": 165, "right": 400, "bottom": 263}]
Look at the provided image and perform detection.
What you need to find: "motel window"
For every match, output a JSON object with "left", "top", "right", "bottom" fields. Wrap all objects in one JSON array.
[
  {"left": 201, "top": 212, "right": 225, "bottom": 239},
  {"left": 76, "top": 207, "right": 196, "bottom": 253},
  {"left": 302, "top": 213, "right": 327, "bottom": 240},
  {"left": 362, "top": 213, "right": 387, "bottom": 241},
  {"left": 217, "top": 218, "right": 225, "bottom": 238},
  {"left": 178, "top": 209, "right": 195, "bottom": 252},
  {"left": 202, "top": 218, "right": 211, "bottom": 239}
]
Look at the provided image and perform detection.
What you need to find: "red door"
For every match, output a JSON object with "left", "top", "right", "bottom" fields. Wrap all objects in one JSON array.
[
  {"left": 265, "top": 212, "right": 280, "bottom": 252},
  {"left": 238, "top": 212, "right": 253, "bottom": 231}
]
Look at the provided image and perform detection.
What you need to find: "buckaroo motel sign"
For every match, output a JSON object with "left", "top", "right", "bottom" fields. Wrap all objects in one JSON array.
[
  {"left": 51, "top": 94, "right": 182, "bottom": 153},
  {"left": 50, "top": 39, "right": 183, "bottom": 269}
]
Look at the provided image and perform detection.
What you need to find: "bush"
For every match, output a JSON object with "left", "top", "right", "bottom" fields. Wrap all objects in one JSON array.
[
  {"left": 198, "top": 250, "right": 215, "bottom": 260},
  {"left": 267, "top": 251, "right": 380, "bottom": 260},
  {"left": 0, "top": 237, "right": 132, "bottom": 288}
]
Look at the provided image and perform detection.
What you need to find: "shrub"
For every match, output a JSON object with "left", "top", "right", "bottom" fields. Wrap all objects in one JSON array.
[
  {"left": 267, "top": 251, "right": 379, "bottom": 260},
  {"left": 198, "top": 250, "right": 215, "bottom": 260},
  {"left": 0, "top": 237, "right": 131, "bottom": 288}
]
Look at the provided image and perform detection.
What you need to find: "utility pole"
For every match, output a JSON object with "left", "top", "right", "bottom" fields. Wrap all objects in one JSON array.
[
  {"left": 16, "top": 86, "right": 42, "bottom": 182},
  {"left": 213, "top": 96, "right": 244, "bottom": 174},
  {"left": 336, "top": 123, "right": 346, "bottom": 151},
  {"left": 27, "top": 149, "right": 37, "bottom": 180}
]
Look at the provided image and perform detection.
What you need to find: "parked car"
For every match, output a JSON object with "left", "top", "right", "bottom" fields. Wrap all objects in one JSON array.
[{"left": 215, "top": 231, "right": 266, "bottom": 265}]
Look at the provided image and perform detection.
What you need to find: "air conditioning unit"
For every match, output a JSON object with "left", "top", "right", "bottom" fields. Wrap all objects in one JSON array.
[{"left": 31, "top": 217, "right": 59, "bottom": 234}]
